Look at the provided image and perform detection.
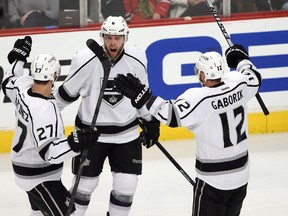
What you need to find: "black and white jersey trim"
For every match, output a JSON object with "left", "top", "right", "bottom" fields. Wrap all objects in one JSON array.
[
  {"left": 57, "top": 85, "right": 80, "bottom": 103},
  {"left": 124, "top": 52, "right": 147, "bottom": 71},
  {"left": 1, "top": 75, "right": 14, "bottom": 96},
  {"left": 65, "top": 55, "right": 96, "bottom": 82},
  {"left": 181, "top": 81, "right": 249, "bottom": 120},
  {"left": 2, "top": 61, "right": 18, "bottom": 96},
  {"left": 12, "top": 162, "right": 63, "bottom": 177},
  {"left": 155, "top": 81, "right": 251, "bottom": 123},
  {"left": 57, "top": 56, "right": 96, "bottom": 103},
  {"left": 192, "top": 178, "right": 205, "bottom": 216},
  {"left": 75, "top": 115, "right": 139, "bottom": 134},
  {"left": 17, "top": 88, "right": 39, "bottom": 146},
  {"left": 196, "top": 151, "right": 248, "bottom": 175},
  {"left": 38, "top": 139, "right": 73, "bottom": 161}
]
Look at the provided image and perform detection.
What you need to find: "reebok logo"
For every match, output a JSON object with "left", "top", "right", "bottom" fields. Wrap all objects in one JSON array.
[{"left": 132, "top": 159, "right": 142, "bottom": 164}]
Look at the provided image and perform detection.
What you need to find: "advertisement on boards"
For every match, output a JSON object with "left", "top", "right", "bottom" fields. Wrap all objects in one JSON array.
[{"left": 0, "top": 16, "right": 287, "bottom": 133}]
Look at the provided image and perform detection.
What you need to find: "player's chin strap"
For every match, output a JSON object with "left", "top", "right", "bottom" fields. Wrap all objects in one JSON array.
[{"left": 138, "top": 120, "right": 195, "bottom": 186}]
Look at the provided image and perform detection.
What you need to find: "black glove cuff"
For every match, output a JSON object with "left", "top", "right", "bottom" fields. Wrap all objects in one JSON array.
[
  {"left": 7, "top": 36, "right": 32, "bottom": 64},
  {"left": 8, "top": 51, "right": 27, "bottom": 64},
  {"left": 67, "top": 131, "right": 81, "bottom": 152},
  {"left": 140, "top": 116, "right": 160, "bottom": 139},
  {"left": 131, "top": 86, "right": 152, "bottom": 109},
  {"left": 225, "top": 45, "right": 250, "bottom": 68}
]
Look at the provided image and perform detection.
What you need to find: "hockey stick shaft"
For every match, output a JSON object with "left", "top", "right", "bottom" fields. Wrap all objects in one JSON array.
[
  {"left": 205, "top": 0, "right": 269, "bottom": 116},
  {"left": 205, "top": 0, "right": 233, "bottom": 46},
  {"left": 154, "top": 140, "right": 195, "bottom": 186},
  {"left": 66, "top": 39, "right": 111, "bottom": 216},
  {"left": 88, "top": 39, "right": 111, "bottom": 130},
  {"left": 0, "top": 69, "right": 3, "bottom": 91},
  {"left": 139, "top": 122, "right": 195, "bottom": 186}
]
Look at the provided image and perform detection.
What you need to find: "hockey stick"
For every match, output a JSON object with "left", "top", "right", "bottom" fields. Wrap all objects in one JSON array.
[
  {"left": 66, "top": 39, "right": 111, "bottom": 216},
  {"left": 205, "top": 0, "right": 270, "bottom": 116},
  {"left": 154, "top": 140, "right": 195, "bottom": 186},
  {"left": 139, "top": 122, "right": 195, "bottom": 186},
  {"left": 0, "top": 68, "right": 3, "bottom": 91}
]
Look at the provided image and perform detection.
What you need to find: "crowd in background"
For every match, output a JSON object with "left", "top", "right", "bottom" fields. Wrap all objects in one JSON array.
[{"left": 0, "top": 0, "right": 287, "bottom": 29}]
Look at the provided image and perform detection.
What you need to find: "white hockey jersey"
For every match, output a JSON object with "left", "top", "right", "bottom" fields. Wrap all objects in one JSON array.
[
  {"left": 54, "top": 43, "right": 152, "bottom": 144},
  {"left": 147, "top": 59, "right": 261, "bottom": 190},
  {"left": 2, "top": 61, "right": 78, "bottom": 191}
]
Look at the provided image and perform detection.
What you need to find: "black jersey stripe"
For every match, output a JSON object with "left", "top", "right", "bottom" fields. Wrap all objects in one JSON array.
[
  {"left": 39, "top": 143, "right": 51, "bottom": 160},
  {"left": 1, "top": 75, "right": 14, "bottom": 96},
  {"left": 39, "top": 139, "right": 73, "bottom": 161},
  {"left": 168, "top": 100, "right": 178, "bottom": 127},
  {"left": 51, "top": 102, "right": 58, "bottom": 138},
  {"left": 57, "top": 55, "right": 96, "bottom": 102},
  {"left": 65, "top": 55, "right": 96, "bottom": 82},
  {"left": 2, "top": 61, "right": 18, "bottom": 95},
  {"left": 195, "top": 152, "right": 248, "bottom": 173},
  {"left": 12, "top": 163, "right": 63, "bottom": 176},
  {"left": 57, "top": 85, "right": 80, "bottom": 103},
  {"left": 12, "top": 120, "right": 27, "bottom": 153},
  {"left": 16, "top": 87, "right": 39, "bottom": 146},
  {"left": 75, "top": 115, "right": 139, "bottom": 134},
  {"left": 124, "top": 52, "right": 147, "bottom": 71}
]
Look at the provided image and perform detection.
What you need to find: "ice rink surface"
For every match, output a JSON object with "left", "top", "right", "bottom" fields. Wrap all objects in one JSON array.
[{"left": 1, "top": 132, "right": 288, "bottom": 216}]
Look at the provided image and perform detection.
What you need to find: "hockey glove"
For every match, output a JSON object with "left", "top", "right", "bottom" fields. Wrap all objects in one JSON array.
[
  {"left": 113, "top": 73, "right": 152, "bottom": 109},
  {"left": 7, "top": 36, "right": 32, "bottom": 64},
  {"left": 67, "top": 128, "right": 100, "bottom": 153},
  {"left": 139, "top": 117, "right": 160, "bottom": 148},
  {"left": 225, "top": 44, "right": 250, "bottom": 68}
]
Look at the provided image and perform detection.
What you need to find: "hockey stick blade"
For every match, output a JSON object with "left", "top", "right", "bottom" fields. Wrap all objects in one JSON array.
[
  {"left": 66, "top": 39, "right": 112, "bottom": 216},
  {"left": 86, "top": 38, "right": 108, "bottom": 62}
]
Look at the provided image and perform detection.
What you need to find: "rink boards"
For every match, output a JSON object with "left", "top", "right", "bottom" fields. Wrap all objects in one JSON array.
[{"left": 0, "top": 12, "right": 288, "bottom": 152}]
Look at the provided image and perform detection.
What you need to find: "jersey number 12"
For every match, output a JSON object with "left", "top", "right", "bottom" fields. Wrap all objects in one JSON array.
[{"left": 219, "top": 105, "right": 247, "bottom": 148}]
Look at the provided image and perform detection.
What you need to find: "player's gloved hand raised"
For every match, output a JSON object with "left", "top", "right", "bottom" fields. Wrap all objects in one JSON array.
[
  {"left": 225, "top": 44, "right": 250, "bottom": 68},
  {"left": 139, "top": 117, "right": 160, "bottom": 148},
  {"left": 7, "top": 36, "right": 32, "bottom": 64},
  {"left": 113, "top": 73, "right": 152, "bottom": 109},
  {"left": 67, "top": 128, "right": 100, "bottom": 153}
]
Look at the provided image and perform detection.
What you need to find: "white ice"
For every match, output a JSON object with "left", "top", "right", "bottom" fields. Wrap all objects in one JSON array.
[{"left": 0, "top": 132, "right": 288, "bottom": 216}]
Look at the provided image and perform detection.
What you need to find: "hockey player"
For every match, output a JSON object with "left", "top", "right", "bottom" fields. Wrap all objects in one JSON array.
[
  {"left": 2, "top": 36, "right": 99, "bottom": 216},
  {"left": 54, "top": 16, "right": 160, "bottom": 216},
  {"left": 113, "top": 44, "right": 262, "bottom": 216}
]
